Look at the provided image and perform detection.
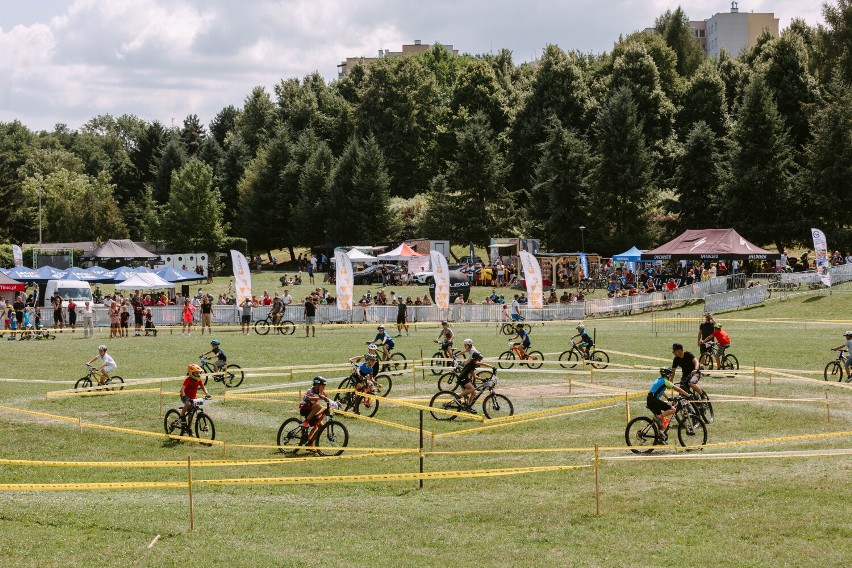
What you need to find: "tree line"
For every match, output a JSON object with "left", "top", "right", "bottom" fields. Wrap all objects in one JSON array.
[{"left": 2, "top": 2, "right": 852, "bottom": 259}]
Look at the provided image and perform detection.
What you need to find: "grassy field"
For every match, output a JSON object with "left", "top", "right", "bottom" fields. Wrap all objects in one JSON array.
[{"left": 1, "top": 287, "right": 851, "bottom": 567}]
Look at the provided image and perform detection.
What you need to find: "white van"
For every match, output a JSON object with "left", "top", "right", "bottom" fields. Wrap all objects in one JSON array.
[{"left": 43, "top": 280, "right": 93, "bottom": 308}]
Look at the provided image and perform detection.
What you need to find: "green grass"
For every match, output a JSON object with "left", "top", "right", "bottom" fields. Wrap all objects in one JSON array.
[{"left": 1, "top": 289, "right": 851, "bottom": 567}]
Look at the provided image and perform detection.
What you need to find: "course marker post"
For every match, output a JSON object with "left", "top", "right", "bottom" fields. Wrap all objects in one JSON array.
[
  {"left": 753, "top": 363, "right": 757, "bottom": 398},
  {"left": 187, "top": 456, "right": 195, "bottom": 532},
  {"left": 419, "top": 410, "right": 424, "bottom": 490},
  {"left": 594, "top": 444, "right": 601, "bottom": 516},
  {"left": 569, "top": 378, "right": 572, "bottom": 395},
  {"left": 825, "top": 391, "right": 830, "bottom": 423},
  {"left": 625, "top": 392, "right": 630, "bottom": 424},
  {"left": 159, "top": 381, "right": 163, "bottom": 418}
]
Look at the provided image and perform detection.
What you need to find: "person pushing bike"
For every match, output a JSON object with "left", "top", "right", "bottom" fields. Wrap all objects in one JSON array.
[
  {"left": 435, "top": 321, "right": 454, "bottom": 360},
  {"left": 180, "top": 364, "right": 210, "bottom": 424},
  {"left": 647, "top": 367, "right": 691, "bottom": 440},
  {"left": 671, "top": 343, "right": 705, "bottom": 397}
]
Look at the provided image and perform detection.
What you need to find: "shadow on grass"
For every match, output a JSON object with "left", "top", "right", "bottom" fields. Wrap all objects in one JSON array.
[{"left": 803, "top": 295, "right": 826, "bottom": 303}]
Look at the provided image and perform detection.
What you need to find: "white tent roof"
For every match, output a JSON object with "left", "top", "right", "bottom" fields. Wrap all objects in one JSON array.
[
  {"left": 347, "top": 248, "right": 378, "bottom": 262},
  {"left": 114, "top": 272, "right": 175, "bottom": 290},
  {"left": 376, "top": 243, "right": 424, "bottom": 261}
]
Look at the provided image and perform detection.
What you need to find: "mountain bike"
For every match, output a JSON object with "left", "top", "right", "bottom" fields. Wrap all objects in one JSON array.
[
  {"left": 368, "top": 342, "right": 407, "bottom": 372},
  {"left": 558, "top": 342, "right": 610, "bottom": 369},
  {"left": 277, "top": 401, "right": 349, "bottom": 456},
  {"left": 825, "top": 349, "right": 852, "bottom": 382},
  {"left": 164, "top": 396, "right": 215, "bottom": 441},
  {"left": 430, "top": 342, "right": 467, "bottom": 376},
  {"left": 429, "top": 374, "right": 513, "bottom": 420},
  {"left": 199, "top": 355, "right": 244, "bottom": 388},
  {"left": 497, "top": 342, "right": 544, "bottom": 369},
  {"left": 624, "top": 396, "right": 707, "bottom": 453},
  {"left": 332, "top": 365, "right": 382, "bottom": 417},
  {"left": 686, "top": 371, "right": 714, "bottom": 424},
  {"left": 698, "top": 341, "right": 739, "bottom": 371},
  {"left": 437, "top": 369, "right": 494, "bottom": 392},
  {"left": 75, "top": 364, "right": 124, "bottom": 391},
  {"left": 254, "top": 312, "right": 296, "bottom": 335}
]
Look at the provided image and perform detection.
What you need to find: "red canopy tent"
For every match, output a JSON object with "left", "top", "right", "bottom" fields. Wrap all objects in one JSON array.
[
  {"left": 641, "top": 229, "right": 780, "bottom": 261},
  {"left": 376, "top": 243, "right": 425, "bottom": 261},
  {"left": 0, "top": 272, "right": 25, "bottom": 293}
]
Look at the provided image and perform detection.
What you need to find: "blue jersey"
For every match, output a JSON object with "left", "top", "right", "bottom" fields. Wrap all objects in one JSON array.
[
  {"left": 649, "top": 377, "right": 674, "bottom": 399},
  {"left": 375, "top": 332, "right": 394, "bottom": 347},
  {"left": 211, "top": 347, "right": 226, "bottom": 361},
  {"left": 516, "top": 329, "right": 530, "bottom": 345},
  {"left": 358, "top": 362, "right": 374, "bottom": 377},
  {"left": 578, "top": 331, "right": 593, "bottom": 346}
]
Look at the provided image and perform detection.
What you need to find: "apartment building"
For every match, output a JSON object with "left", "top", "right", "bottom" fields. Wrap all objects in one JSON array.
[
  {"left": 337, "top": 40, "right": 459, "bottom": 77},
  {"left": 693, "top": 2, "right": 779, "bottom": 58}
]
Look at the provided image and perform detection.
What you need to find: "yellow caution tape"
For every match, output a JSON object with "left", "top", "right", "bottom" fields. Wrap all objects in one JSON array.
[
  {"left": 354, "top": 391, "right": 486, "bottom": 422},
  {"left": 333, "top": 408, "right": 433, "bottom": 435},
  {"left": 433, "top": 405, "right": 618, "bottom": 439},
  {"left": 0, "top": 481, "right": 187, "bottom": 491},
  {"left": 485, "top": 392, "right": 642, "bottom": 424},
  {"left": 604, "top": 449, "right": 852, "bottom": 462},
  {"left": 46, "top": 388, "right": 162, "bottom": 398}
]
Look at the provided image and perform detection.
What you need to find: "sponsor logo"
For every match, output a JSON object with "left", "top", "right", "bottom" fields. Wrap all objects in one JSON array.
[
  {"left": 747, "top": 254, "right": 768, "bottom": 260},
  {"left": 653, "top": 255, "right": 671, "bottom": 260}
]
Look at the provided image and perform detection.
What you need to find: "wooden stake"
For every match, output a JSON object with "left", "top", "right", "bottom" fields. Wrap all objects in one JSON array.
[
  {"left": 159, "top": 381, "right": 163, "bottom": 417},
  {"left": 569, "top": 377, "right": 572, "bottom": 395},
  {"left": 753, "top": 362, "right": 757, "bottom": 398},
  {"left": 187, "top": 456, "right": 195, "bottom": 532},
  {"left": 594, "top": 444, "right": 601, "bottom": 516},
  {"left": 625, "top": 392, "right": 630, "bottom": 424},
  {"left": 825, "top": 391, "right": 830, "bottom": 423}
]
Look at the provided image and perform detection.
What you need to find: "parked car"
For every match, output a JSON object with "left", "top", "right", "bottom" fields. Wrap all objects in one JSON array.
[
  {"left": 353, "top": 264, "right": 405, "bottom": 284},
  {"left": 412, "top": 271, "right": 433, "bottom": 285}
]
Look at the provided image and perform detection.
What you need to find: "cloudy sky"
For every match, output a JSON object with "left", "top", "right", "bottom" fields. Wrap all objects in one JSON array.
[{"left": 0, "top": 0, "right": 826, "bottom": 132}]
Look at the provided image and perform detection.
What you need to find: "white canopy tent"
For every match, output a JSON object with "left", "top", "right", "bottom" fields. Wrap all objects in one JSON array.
[
  {"left": 114, "top": 273, "right": 176, "bottom": 290},
  {"left": 347, "top": 248, "right": 378, "bottom": 263}
]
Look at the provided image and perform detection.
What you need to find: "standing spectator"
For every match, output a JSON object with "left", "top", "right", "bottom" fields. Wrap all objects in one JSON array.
[
  {"left": 281, "top": 289, "right": 293, "bottom": 316},
  {"left": 67, "top": 298, "right": 77, "bottom": 333},
  {"left": 120, "top": 304, "right": 130, "bottom": 337},
  {"left": 240, "top": 297, "right": 253, "bottom": 335},
  {"left": 81, "top": 300, "right": 95, "bottom": 338},
  {"left": 496, "top": 262, "right": 504, "bottom": 286},
  {"left": 396, "top": 296, "right": 409, "bottom": 336},
  {"left": 181, "top": 299, "right": 195, "bottom": 336},
  {"left": 320, "top": 253, "right": 327, "bottom": 271},
  {"left": 51, "top": 293, "right": 64, "bottom": 332},
  {"left": 109, "top": 302, "right": 120, "bottom": 338},
  {"left": 307, "top": 262, "right": 315, "bottom": 284},
  {"left": 200, "top": 295, "right": 213, "bottom": 336},
  {"left": 132, "top": 297, "right": 143, "bottom": 337},
  {"left": 304, "top": 295, "right": 316, "bottom": 337},
  {"left": 311, "top": 254, "right": 318, "bottom": 273},
  {"left": 510, "top": 294, "right": 521, "bottom": 321},
  {"left": 731, "top": 259, "right": 739, "bottom": 274}
]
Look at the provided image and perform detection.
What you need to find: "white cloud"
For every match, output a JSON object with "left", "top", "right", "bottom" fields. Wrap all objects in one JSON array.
[{"left": 0, "top": 0, "right": 827, "bottom": 131}]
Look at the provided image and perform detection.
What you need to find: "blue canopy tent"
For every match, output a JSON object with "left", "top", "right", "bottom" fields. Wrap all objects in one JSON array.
[
  {"left": 155, "top": 266, "right": 204, "bottom": 282},
  {"left": 5, "top": 266, "right": 41, "bottom": 281},
  {"left": 109, "top": 266, "right": 137, "bottom": 282},
  {"left": 612, "top": 246, "right": 644, "bottom": 274}
]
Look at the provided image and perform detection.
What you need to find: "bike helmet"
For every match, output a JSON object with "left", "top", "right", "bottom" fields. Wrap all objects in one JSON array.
[
  {"left": 440, "top": 320, "right": 448, "bottom": 326},
  {"left": 576, "top": 324, "right": 585, "bottom": 331},
  {"left": 377, "top": 325, "right": 385, "bottom": 330},
  {"left": 463, "top": 338, "right": 473, "bottom": 346},
  {"left": 368, "top": 343, "right": 378, "bottom": 350},
  {"left": 660, "top": 367, "right": 674, "bottom": 377},
  {"left": 515, "top": 322, "right": 523, "bottom": 328},
  {"left": 98, "top": 345, "right": 107, "bottom": 351},
  {"left": 365, "top": 353, "right": 377, "bottom": 361},
  {"left": 313, "top": 376, "right": 328, "bottom": 386},
  {"left": 187, "top": 364, "right": 202, "bottom": 377},
  {"left": 845, "top": 331, "right": 852, "bottom": 337},
  {"left": 210, "top": 339, "right": 220, "bottom": 346},
  {"left": 471, "top": 351, "right": 483, "bottom": 361},
  {"left": 713, "top": 323, "right": 722, "bottom": 329}
]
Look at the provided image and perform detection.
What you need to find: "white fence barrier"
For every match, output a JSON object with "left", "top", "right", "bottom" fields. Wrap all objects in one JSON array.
[{"left": 705, "top": 285, "right": 768, "bottom": 313}]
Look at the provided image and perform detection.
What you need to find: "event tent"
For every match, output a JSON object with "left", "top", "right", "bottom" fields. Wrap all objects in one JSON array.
[
  {"left": 83, "top": 239, "right": 158, "bottom": 261},
  {"left": 5, "top": 266, "right": 41, "bottom": 281},
  {"left": 376, "top": 243, "right": 424, "bottom": 261},
  {"left": 346, "top": 248, "right": 378, "bottom": 263},
  {"left": 612, "top": 246, "right": 643, "bottom": 262},
  {"left": 641, "top": 229, "right": 779, "bottom": 261},
  {"left": 0, "top": 272, "right": 24, "bottom": 292},
  {"left": 114, "top": 273, "right": 175, "bottom": 290},
  {"left": 155, "top": 266, "right": 204, "bottom": 282}
]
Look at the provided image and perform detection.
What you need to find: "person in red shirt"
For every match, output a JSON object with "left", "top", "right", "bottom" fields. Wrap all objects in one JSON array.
[
  {"left": 180, "top": 364, "right": 210, "bottom": 423},
  {"left": 665, "top": 278, "right": 677, "bottom": 291},
  {"left": 700, "top": 323, "right": 731, "bottom": 370}
]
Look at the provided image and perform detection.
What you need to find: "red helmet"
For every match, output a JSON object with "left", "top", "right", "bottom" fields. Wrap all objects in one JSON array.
[{"left": 187, "top": 364, "right": 203, "bottom": 378}]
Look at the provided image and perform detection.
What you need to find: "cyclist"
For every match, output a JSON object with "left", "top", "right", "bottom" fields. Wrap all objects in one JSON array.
[
  {"left": 647, "top": 367, "right": 691, "bottom": 440},
  {"left": 373, "top": 325, "right": 395, "bottom": 361},
  {"left": 510, "top": 322, "right": 531, "bottom": 359},
  {"left": 831, "top": 331, "right": 852, "bottom": 376},
  {"left": 435, "top": 320, "right": 454, "bottom": 360},
  {"left": 179, "top": 363, "right": 210, "bottom": 424},
  {"left": 202, "top": 339, "right": 227, "bottom": 373},
  {"left": 456, "top": 351, "right": 495, "bottom": 410},
  {"left": 86, "top": 345, "right": 117, "bottom": 386},
  {"left": 671, "top": 343, "right": 704, "bottom": 397},
  {"left": 347, "top": 353, "right": 379, "bottom": 412},
  {"left": 299, "top": 376, "right": 337, "bottom": 428},
  {"left": 700, "top": 322, "right": 731, "bottom": 369},
  {"left": 571, "top": 323, "right": 594, "bottom": 358},
  {"left": 270, "top": 292, "right": 283, "bottom": 326},
  {"left": 462, "top": 338, "right": 480, "bottom": 359}
]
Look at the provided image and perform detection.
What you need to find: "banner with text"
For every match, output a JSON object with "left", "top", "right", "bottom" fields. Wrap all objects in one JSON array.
[
  {"left": 519, "top": 251, "right": 543, "bottom": 308},
  {"left": 811, "top": 228, "right": 832, "bottom": 287},
  {"left": 335, "top": 250, "right": 354, "bottom": 310},
  {"left": 430, "top": 250, "right": 450, "bottom": 309},
  {"left": 230, "top": 250, "right": 252, "bottom": 304},
  {"left": 11, "top": 244, "right": 22, "bottom": 266}
]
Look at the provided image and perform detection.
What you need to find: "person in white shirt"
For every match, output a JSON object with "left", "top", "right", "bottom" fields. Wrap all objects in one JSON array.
[
  {"left": 81, "top": 301, "right": 95, "bottom": 338},
  {"left": 281, "top": 290, "right": 293, "bottom": 313},
  {"left": 86, "top": 345, "right": 117, "bottom": 386}
]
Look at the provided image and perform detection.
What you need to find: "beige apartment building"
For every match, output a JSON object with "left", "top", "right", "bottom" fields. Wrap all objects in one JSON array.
[
  {"left": 691, "top": 2, "right": 778, "bottom": 58},
  {"left": 337, "top": 40, "right": 459, "bottom": 77}
]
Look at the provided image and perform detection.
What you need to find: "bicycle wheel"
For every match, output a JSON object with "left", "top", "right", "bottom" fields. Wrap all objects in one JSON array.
[
  {"left": 334, "top": 377, "right": 355, "bottom": 403},
  {"left": 103, "top": 375, "right": 124, "bottom": 392},
  {"left": 824, "top": 361, "right": 843, "bottom": 382},
  {"left": 699, "top": 353, "right": 714, "bottom": 370},
  {"left": 384, "top": 352, "right": 407, "bottom": 372},
  {"left": 164, "top": 409, "right": 187, "bottom": 436},
  {"left": 677, "top": 412, "right": 707, "bottom": 449},
  {"left": 430, "top": 351, "right": 447, "bottom": 376},
  {"left": 559, "top": 350, "right": 579, "bottom": 369},
  {"left": 482, "top": 393, "right": 514, "bottom": 419},
  {"left": 525, "top": 350, "right": 544, "bottom": 369},
  {"left": 474, "top": 370, "right": 493, "bottom": 390},
  {"left": 429, "top": 391, "right": 461, "bottom": 420},
  {"left": 353, "top": 393, "right": 380, "bottom": 418},
  {"left": 223, "top": 364, "right": 244, "bottom": 388},
  {"left": 75, "top": 376, "right": 93, "bottom": 390},
  {"left": 722, "top": 354, "right": 739, "bottom": 371},
  {"left": 372, "top": 373, "right": 392, "bottom": 397},
  {"left": 522, "top": 323, "right": 532, "bottom": 334},
  {"left": 279, "top": 320, "right": 296, "bottom": 335},
  {"left": 316, "top": 419, "right": 349, "bottom": 456},
  {"left": 437, "top": 372, "right": 458, "bottom": 391},
  {"left": 590, "top": 351, "right": 609, "bottom": 369},
  {"left": 497, "top": 350, "right": 515, "bottom": 369},
  {"left": 697, "top": 392, "right": 714, "bottom": 424},
  {"left": 277, "top": 417, "right": 307, "bottom": 454},
  {"left": 254, "top": 319, "right": 270, "bottom": 335},
  {"left": 625, "top": 416, "right": 661, "bottom": 454},
  {"left": 501, "top": 323, "right": 514, "bottom": 335},
  {"left": 194, "top": 413, "right": 216, "bottom": 441}
]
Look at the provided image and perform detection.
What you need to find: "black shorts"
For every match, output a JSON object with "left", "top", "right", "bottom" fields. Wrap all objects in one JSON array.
[
  {"left": 457, "top": 375, "right": 472, "bottom": 387},
  {"left": 646, "top": 393, "right": 671, "bottom": 414},
  {"left": 299, "top": 406, "right": 312, "bottom": 418},
  {"left": 241, "top": 315, "right": 251, "bottom": 324},
  {"left": 134, "top": 314, "right": 143, "bottom": 325},
  {"left": 68, "top": 311, "right": 77, "bottom": 325},
  {"left": 53, "top": 309, "right": 62, "bottom": 322},
  {"left": 396, "top": 313, "right": 406, "bottom": 325}
]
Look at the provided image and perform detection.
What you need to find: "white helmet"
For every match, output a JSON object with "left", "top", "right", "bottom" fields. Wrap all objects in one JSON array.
[
  {"left": 98, "top": 345, "right": 108, "bottom": 351},
  {"left": 463, "top": 338, "right": 473, "bottom": 346},
  {"left": 368, "top": 343, "right": 378, "bottom": 350},
  {"left": 576, "top": 324, "right": 585, "bottom": 331},
  {"left": 845, "top": 331, "right": 852, "bottom": 337}
]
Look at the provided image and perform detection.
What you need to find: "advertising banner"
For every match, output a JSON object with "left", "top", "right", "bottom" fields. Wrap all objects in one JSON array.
[
  {"left": 230, "top": 250, "right": 253, "bottom": 304},
  {"left": 430, "top": 250, "right": 450, "bottom": 309},
  {"left": 519, "top": 251, "right": 543, "bottom": 309},
  {"left": 335, "top": 250, "right": 354, "bottom": 310},
  {"left": 811, "top": 228, "right": 832, "bottom": 287},
  {"left": 11, "top": 244, "right": 22, "bottom": 266}
]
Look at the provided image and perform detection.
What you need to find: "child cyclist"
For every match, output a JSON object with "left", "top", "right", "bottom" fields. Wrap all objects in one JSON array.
[
  {"left": 509, "top": 322, "right": 531, "bottom": 358},
  {"left": 372, "top": 325, "right": 395, "bottom": 362},
  {"left": 202, "top": 339, "right": 227, "bottom": 374},
  {"left": 571, "top": 323, "right": 594, "bottom": 358},
  {"left": 86, "top": 345, "right": 117, "bottom": 386},
  {"left": 647, "top": 367, "right": 691, "bottom": 440},
  {"left": 435, "top": 320, "right": 455, "bottom": 360},
  {"left": 456, "top": 351, "right": 495, "bottom": 410},
  {"left": 831, "top": 331, "right": 852, "bottom": 377},
  {"left": 348, "top": 352, "right": 379, "bottom": 412},
  {"left": 700, "top": 322, "right": 731, "bottom": 369},
  {"left": 299, "top": 376, "right": 338, "bottom": 428},
  {"left": 180, "top": 364, "right": 210, "bottom": 423}
]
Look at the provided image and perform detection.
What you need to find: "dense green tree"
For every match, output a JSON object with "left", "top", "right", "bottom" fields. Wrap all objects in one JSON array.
[
  {"left": 721, "top": 74, "right": 794, "bottom": 249},
  {"left": 717, "top": 50, "right": 750, "bottom": 114},
  {"left": 275, "top": 72, "right": 354, "bottom": 155},
  {"left": 655, "top": 7, "right": 705, "bottom": 77},
  {"left": 667, "top": 121, "right": 725, "bottom": 232},
  {"left": 356, "top": 57, "right": 440, "bottom": 197},
  {"left": 524, "top": 117, "right": 591, "bottom": 251},
  {"left": 422, "top": 44, "right": 465, "bottom": 94},
  {"left": 209, "top": 105, "right": 240, "bottom": 147},
  {"left": 290, "top": 141, "right": 334, "bottom": 248},
  {"left": 614, "top": 31, "right": 681, "bottom": 101},
  {"left": 217, "top": 133, "right": 250, "bottom": 228},
  {"left": 236, "top": 86, "right": 278, "bottom": 156},
  {"left": 152, "top": 138, "right": 186, "bottom": 203},
  {"left": 450, "top": 58, "right": 509, "bottom": 135},
  {"left": 818, "top": 0, "right": 852, "bottom": 83},
  {"left": 0, "top": 121, "right": 38, "bottom": 241},
  {"left": 159, "top": 159, "right": 226, "bottom": 252},
  {"left": 180, "top": 114, "right": 206, "bottom": 157},
  {"left": 679, "top": 60, "right": 728, "bottom": 136},
  {"left": 588, "top": 87, "right": 655, "bottom": 251}
]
